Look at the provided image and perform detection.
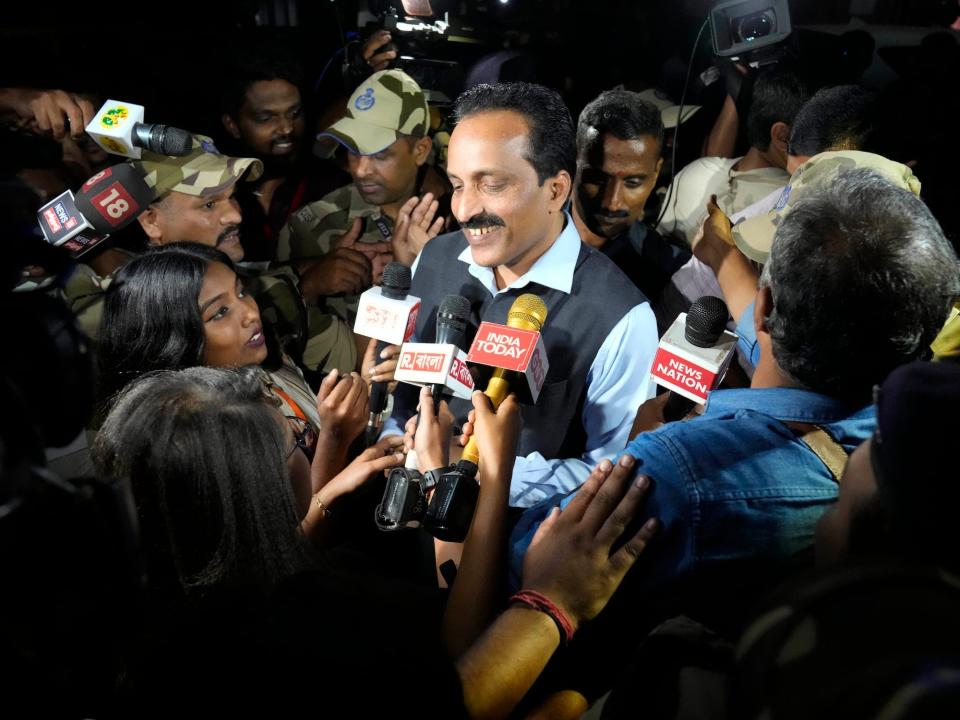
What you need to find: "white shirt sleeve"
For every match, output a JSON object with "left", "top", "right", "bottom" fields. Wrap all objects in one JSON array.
[{"left": 508, "top": 302, "right": 659, "bottom": 508}]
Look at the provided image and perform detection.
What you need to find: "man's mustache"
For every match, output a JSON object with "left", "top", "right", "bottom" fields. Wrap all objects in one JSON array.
[
  {"left": 216, "top": 225, "right": 241, "bottom": 245},
  {"left": 461, "top": 212, "right": 506, "bottom": 230}
]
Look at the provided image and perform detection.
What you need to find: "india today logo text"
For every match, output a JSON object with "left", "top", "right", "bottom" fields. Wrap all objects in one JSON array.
[{"left": 467, "top": 323, "right": 539, "bottom": 372}]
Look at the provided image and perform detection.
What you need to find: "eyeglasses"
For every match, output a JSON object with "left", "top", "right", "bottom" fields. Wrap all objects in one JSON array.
[{"left": 285, "top": 416, "right": 317, "bottom": 461}]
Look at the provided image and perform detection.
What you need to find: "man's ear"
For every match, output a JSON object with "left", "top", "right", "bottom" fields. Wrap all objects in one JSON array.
[
  {"left": 137, "top": 205, "right": 164, "bottom": 244},
  {"left": 222, "top": 113, "right": 241, "bottom": 140},
  {"left": 413, "top": 136, "right": 432, "bottom": 166},
  {"left": 548, "top": 170, "right": 573, "bottom": 211},
  {"left": 754, "top": 284, "right": 774, "bottom": 337},
  {"left": 654, "top": 156, "right": 664, "bottom": 182},
  {"left": 770, "top": 122, "right": 790, "bottom": 155}
]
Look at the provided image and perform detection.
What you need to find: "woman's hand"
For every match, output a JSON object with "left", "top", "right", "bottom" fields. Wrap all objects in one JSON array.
[
  {"left": 469, "top": 391, "right": 520, "bottom": 483},
  {"left": 362, "top": 339, "right": 400, "bottom": 392},
  {"left": 404, "top": 386, "right": 454, "bottom": 472},
  {"left": 316, "top": 369, "right": 368, "bottom": 444},
  {"left": 317, "top": 435, "right": 406, "bottom": 504}
]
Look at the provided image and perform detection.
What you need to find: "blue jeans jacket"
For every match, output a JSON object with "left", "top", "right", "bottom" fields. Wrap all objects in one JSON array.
[{"left": 509, "top": 388, "right": 875, "bottom": 596}]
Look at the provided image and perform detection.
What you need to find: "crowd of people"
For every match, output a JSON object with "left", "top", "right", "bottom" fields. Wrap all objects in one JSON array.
[{"left": 3, "top": 8, "right": 960, "bottom": 719}]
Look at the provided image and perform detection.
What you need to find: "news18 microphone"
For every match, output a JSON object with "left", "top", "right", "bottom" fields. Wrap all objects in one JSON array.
[
  {"left": 85, "top": 99, "right": 193, "bottom": 159},
  {"left": 650, "top": 295, "right": 738, "bottom": 422},
  {"left": 422, "top": 293, "right": 549, "bottom": 542},
  {"left": 353, "top": 262, "right": 421, "bottom": 446},
  {"left": 36, "top": 163, "right": 155, "bottom": 257}
]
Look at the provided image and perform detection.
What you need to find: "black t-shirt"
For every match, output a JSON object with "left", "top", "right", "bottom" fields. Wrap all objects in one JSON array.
[{"left": 598, "top": 222, "right": 692, "bottom": 307}]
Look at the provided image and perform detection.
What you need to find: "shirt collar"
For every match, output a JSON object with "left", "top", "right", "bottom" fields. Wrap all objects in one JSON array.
[
  {"left": 704, "top": 387, "right": 873, "bottom": 424},
  {"left": 457, "top": 211, "right": 581, "bottom": 296}
]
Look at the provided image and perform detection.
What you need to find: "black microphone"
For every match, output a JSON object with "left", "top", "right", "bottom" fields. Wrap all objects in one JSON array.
[
  {"left": 431, "top": 294, "right": 471, "bottom": 410},
  {"left": 132, "top": 123, "right": 194, "bottom": 156},
  {"left": 661, "top": 296, "right": 731, "bottom": 422},
  {"left": 366, "top": 262, "right": 413, "bottom": 446}
]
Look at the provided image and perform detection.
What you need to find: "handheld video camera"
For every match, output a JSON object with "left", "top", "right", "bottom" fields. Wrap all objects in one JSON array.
[
  {"left": 710, "top": 0, "right": 792, "bottom": 65},
  {"left": 376, "top": 461, "right": 478, "bottom": 542}
]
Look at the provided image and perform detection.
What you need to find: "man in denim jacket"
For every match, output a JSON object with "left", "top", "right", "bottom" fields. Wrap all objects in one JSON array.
[{"left": 509, "top": 169, "right": 959, "bottom": 699}]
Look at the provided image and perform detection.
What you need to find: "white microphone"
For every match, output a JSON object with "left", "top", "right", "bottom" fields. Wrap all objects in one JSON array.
[
  {"left": 85, "top": 100, "right": 193, "bottom": 159},
  {"left": 651, "top": 296, "right": 738, "bottom": 421}
]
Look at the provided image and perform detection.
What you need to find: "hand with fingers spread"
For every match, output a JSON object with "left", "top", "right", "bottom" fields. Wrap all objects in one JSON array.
[
  {"left": 392, "top": 192, "right": 446, "bottom": 266},
  {"left": 297, "top": 218, "right": 375, "bottom": 301},
  {"left": 0, "top": 88, "right": 95, "bottom": 141},
  {"left": 362, "top": 337, "right": 400, "bottom": 391},
  {"left": 520, "top": 455, "right": 659, "bottom": 632},
  {"left": 361, "top": 29, "right": 398, "bottom": 72}
]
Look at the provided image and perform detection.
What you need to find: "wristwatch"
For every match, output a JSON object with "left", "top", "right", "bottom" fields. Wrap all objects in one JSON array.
[{"left": 423, "top": 465, "right": 454, "bottom": 491}]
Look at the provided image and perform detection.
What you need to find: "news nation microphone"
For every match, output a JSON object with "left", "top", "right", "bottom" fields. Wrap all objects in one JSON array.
[
  {"left": 36, "top": 163, "right": 154, "bottom": 258},
  {"left": 354, "top": 262, "right": 421, "bottom": 446},
  {"left": 422, "top": 294, "right": 549, "bottom": 542},
  {"left": 651, "top": 296, "right": 738, "bottom": 422},
  {"left": 85, "top": 100, "right": 193, "bottom": 159}
]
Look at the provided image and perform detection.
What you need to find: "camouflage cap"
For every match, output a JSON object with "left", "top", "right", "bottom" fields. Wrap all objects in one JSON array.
[
  {"left": 319, "top": 69, "right": 429, "bottom": 155},
  {"left": 134, "top": 134, "right": 263, "bottom": 200},
  {"left": 636, "top": 88, "right": 700, "bottom": 129},
  {"left": 732, "top": 150, "right": 922, "bottom": 264}
]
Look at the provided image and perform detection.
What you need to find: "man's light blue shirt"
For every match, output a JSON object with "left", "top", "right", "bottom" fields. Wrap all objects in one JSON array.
[{"left": 386, "top": 213, "right": 659, "bottom": 507}]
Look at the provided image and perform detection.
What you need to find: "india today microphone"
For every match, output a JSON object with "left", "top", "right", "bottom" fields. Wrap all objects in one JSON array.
[
  {"left": 85, "top": 100, "right": 193, "bottom": 159},
  {"left": 36, "top": 163, "right": 154, "bottom": 257},
  {"left": 651, "top": 296, "right": 738, "bottom": 422},
  {"left": 353, "top": 262, "right": 421, "bottom": 446},
  {"left": 421, "top": 294, "right": 549, "bottom": 542}
]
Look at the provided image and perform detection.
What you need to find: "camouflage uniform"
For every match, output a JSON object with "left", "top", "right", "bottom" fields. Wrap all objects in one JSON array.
[
  {"left": 275, "top": 184, "right": 393, "bottom": 326},
  {"left": 274, "top": 70, "right": 430, "bottom": 325},
  {"left": 59, "top": 135, "right": 357, "bottom": 373},
  {"left": 733, "top": 150, "right": 922, "bottom": 263}
]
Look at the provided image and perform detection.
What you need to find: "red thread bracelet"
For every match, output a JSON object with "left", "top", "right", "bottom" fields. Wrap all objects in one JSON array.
[{"left": 509, "top": 589, "right": 576, "bottom": 644}]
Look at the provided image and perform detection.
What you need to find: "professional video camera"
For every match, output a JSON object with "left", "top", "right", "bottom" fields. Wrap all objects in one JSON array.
[
  {"left": 710, "top": 0, "right": 793, "bottom": 66},
  {"left": 354, "top": 0, "right": 490, "bottom": 103}
]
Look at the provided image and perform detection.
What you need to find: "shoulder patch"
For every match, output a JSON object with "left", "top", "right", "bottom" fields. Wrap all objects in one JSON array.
[{"left": 296, "top": 205, "right": 317, "bottom": 224}]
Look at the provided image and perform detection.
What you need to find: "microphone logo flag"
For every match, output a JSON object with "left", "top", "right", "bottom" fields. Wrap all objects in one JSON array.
[
  {"left": 395, "top": 343, "right": 475, "bottom": 399},
  {"left": 354, "top": 285, "right": 422, "bottom": 345},
  {"left": 467, "top": 321, "right": 549, "bottom": 403}
]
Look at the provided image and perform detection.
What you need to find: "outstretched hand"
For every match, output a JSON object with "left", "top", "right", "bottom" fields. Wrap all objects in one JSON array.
[{"left": 520, "top": 455, "right": 659, "bottom": 631}]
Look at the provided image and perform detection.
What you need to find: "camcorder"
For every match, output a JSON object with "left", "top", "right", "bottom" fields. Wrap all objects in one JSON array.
[
  {"left": 710, "top": 0, "right": 793, "bottom": 66},
  {"left": 376, "top": 461, "right": 479, "bottom": 542},
  {"left": 355, "top": 0, "right": 491, "bottom": 103}
]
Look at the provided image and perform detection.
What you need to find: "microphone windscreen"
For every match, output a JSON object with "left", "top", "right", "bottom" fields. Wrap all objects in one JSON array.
[
  {"left": 685, "top": 295, "right": 729, "bottom": 347},
  {"left": 436, "top": 294, "right": 470, "bottom": 346},
  {"left": 507, "top": 293, "right": 548, "bottom": 332},
  {"left": 381, "top": 262, "right": 412, "bottom": 298},
  {"left": 153, "top": 125, "right": 194, "bottom": 156},
  {"left": 74, "top": 163, "right": 154, "bottom": 234}
]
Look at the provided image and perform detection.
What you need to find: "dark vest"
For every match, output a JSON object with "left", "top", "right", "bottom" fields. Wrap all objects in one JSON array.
[{"left": 405, "top": 229, "right": 646, "bottom": 460}]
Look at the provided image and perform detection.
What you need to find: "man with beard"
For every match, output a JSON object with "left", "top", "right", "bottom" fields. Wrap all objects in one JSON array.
[
  {"left": 219, "top": 49, "right": 390, "bottom": 275},
  {"left": 573, "top": 89, "right": 691, "bottom": 316}
]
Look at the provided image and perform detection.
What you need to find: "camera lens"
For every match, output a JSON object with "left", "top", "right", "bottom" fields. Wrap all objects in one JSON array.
[{"left": 733, "top": 10, "right": 776, "bottom": 43}]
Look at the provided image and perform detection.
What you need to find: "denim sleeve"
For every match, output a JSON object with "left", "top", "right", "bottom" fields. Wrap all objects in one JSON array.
[{"left": 508, "top": 429, "right": 696, "bottom": 592}]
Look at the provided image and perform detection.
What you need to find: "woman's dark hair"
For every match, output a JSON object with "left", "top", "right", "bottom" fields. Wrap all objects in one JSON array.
[
  {"left": 97, "top": 243, "right": 280, "bottom": 403},
  {"left": 453, "top": 81, "right": 576, "bottom": 184},
  {"left": 92, "top": 366, "right": 312, "bottom": 595}
]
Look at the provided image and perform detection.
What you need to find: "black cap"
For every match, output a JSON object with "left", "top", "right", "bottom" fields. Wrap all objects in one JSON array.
[{"left": 685, "top": 296, "right": 729, "bottom": 348}]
